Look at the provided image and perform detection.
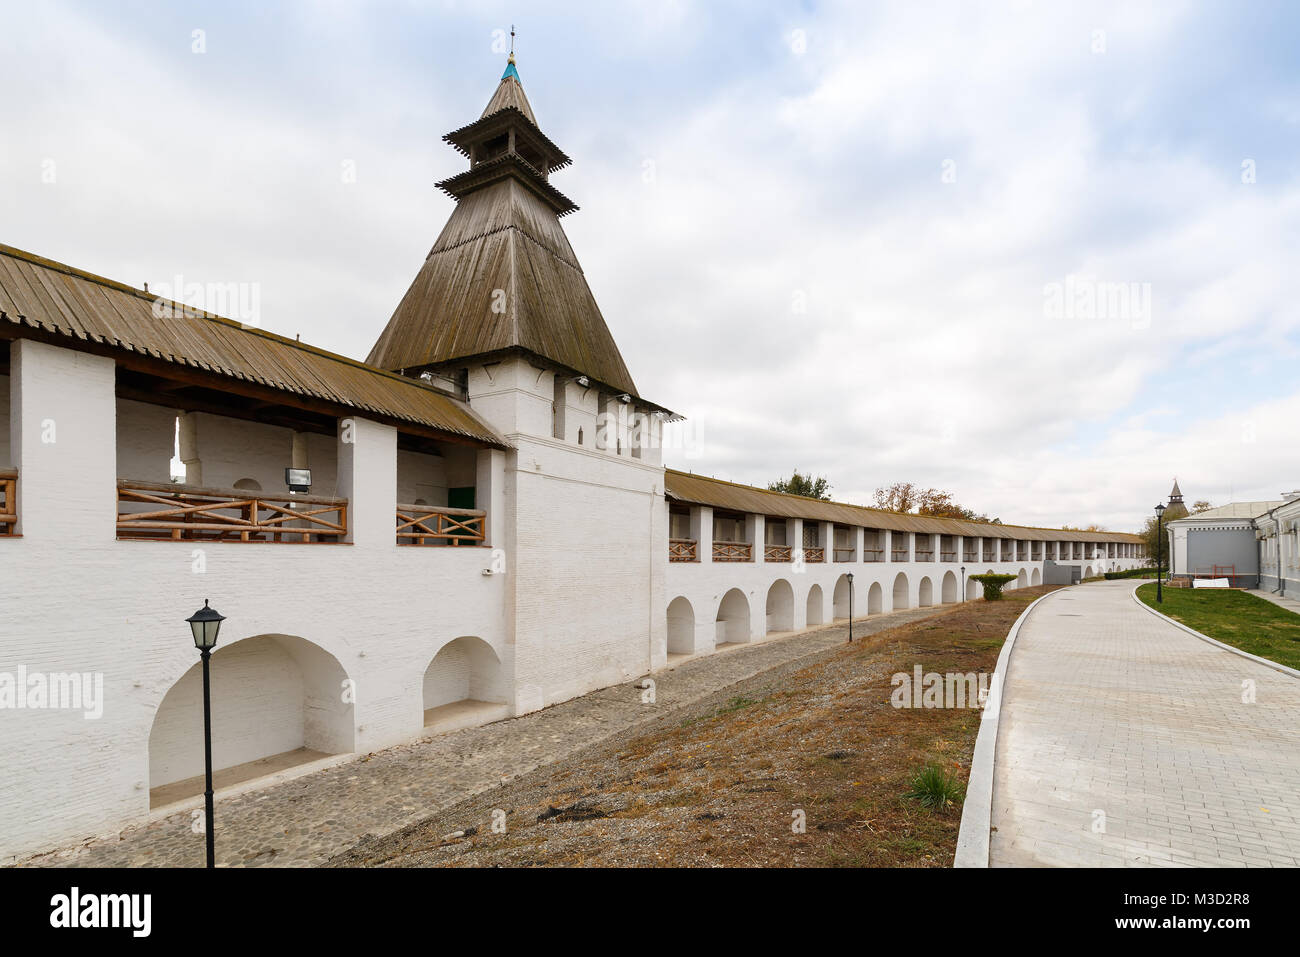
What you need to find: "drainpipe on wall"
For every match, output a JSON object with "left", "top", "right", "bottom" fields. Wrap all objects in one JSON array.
[
  {"left": 649, "top": 484, "right": 657, "bottom": 675},
  {"left": 1257, "top": 535, "right": 1264, "bottom": 592}
]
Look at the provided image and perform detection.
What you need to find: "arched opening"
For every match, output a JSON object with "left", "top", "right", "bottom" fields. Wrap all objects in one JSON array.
[
  {"left": 765, "top": 580, "right": 795, "bottom": 634},
  {"left": 148, "top": 634, "right": 353, "bottom": 809},
  {"left": 918, "top": 576, "right": 934, "bottom": 607},
  {"left": 805, "top": 584, "right": 824, "bottom": 627},
  {"left": 1031, "top": 568, "right": 1042, "bottom": 586},
  {"left": 1016, "top": 568, "right": 1028, "bottom": 589},
  {"left": 867, "top": 581, "right": 883, "bottom": 615},
  {"left": 716, "top": 588, "right": 751, "bottom": 646},
  {"left": 423, "top": 636, "right": 510, "bottom": 732},
  {"left": 667, "top": 596, "right": 695, "bottom": 656},
  {"left": 1084, "top": 565, "right": 1094, "bottom": 578},
  {"left": 233, "top": 477, "right": 261, "bottom": 491},
  {"left": 941, "top": 571, "right": 958, "bottom": 604},
  {"left": 832, "top": 574, "right": 852, "bottom": 620},
  {"left": 892, "top": 572, "right": 910, "bottom": 611},
  {"left": 966, "top": 576, "right": 981, "bottom": 600}
]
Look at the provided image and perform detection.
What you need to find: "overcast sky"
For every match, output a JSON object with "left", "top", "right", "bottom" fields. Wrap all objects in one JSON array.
[{"left": 3, "top": 0, "right": 1298, "bottom": 531}]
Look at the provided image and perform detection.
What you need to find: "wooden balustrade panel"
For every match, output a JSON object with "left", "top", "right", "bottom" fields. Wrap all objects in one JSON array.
[
  {"left": 668, "top": 539, "right": 698, "bottom": 562},
  {"left": 396, "top": 504, "right": 487, "bottom": 546},
  {"left": 117, "top": 480, "right": 347, "bottom": 543},
  {"left": 712, "top": 541, "right": 752, "bottom": 562},
  {"left": 765, "top": 544, "right": 793, "bottom": 562},
  {"left": 804, "top": 546, "right": 825, "bottom": 563},
  {"left": 0, "top": 471, "right": 16, "bottom": 536}
]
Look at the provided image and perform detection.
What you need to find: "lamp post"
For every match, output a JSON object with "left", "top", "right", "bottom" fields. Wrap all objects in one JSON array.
[
  {"left": 186, "top": 599, "right": 225, "bottom": 868},
  {"left": 847, "top": 572, "right": 855, "bottom": 643},
  {"left": 960, "top": 565, "right": 966, "bottom": 602},
  {"left": 1154, "top": 503, "right": 1166, "bottom": 604}
]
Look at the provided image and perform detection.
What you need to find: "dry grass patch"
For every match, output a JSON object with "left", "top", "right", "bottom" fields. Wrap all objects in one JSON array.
[{"left": 331, "top": 587, "right": 1057, "bottom": 868}]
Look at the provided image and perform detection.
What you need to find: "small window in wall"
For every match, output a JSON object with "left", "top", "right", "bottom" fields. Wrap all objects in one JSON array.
[
  {"left": 233, "top": 478, "right": 262, "bottom": 492},
  {"left": 552, "top": 376, "right": 567, "bottom": 440}
]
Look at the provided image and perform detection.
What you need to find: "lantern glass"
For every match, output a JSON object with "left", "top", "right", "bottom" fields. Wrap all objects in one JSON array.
[{"left": 187, "top": 600, "right": 225, "bottom": 651}]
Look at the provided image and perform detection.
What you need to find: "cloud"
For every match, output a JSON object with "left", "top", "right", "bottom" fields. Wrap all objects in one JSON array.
[{"left": 3, "top": 0, "right": 1298, "bottom": 532}]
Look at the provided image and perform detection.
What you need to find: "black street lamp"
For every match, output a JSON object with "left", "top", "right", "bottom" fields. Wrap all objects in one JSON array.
[
  {"left": 960, "top": 565, "right": 966, "bottom": 602},
  {"left": 1154, "top": 503, "right": 1166, "bottom": 604},
  {"left": 186, "top": 599, "right": 225, "bottom": 868},
  {"left": 846, "top": 572, "right": 855, "bottom": 643}
]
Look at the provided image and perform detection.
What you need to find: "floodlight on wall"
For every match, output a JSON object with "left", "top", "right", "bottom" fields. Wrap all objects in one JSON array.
[
  {"left": 618, "top": 393, "right": 632, "bottom": 404},
  {"left": 285, "top": 468, "right": 312, "bottom": 493}
]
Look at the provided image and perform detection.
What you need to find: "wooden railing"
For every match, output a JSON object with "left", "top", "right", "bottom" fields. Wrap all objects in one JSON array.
[
  {"left": 833, "top": 547, "right": 855, "bottom": 562},
  {"left": 804, "top": 546, "right": 825, "bottom": 563},
  {"left": 863, "top": 547, "right": 883, "bottom": 562},
  {"left": 765, "top": 543, "right": 793, "bottom": 562},
  {"left": 963, "top": 551, "right": 979, "bottom": 562},
  {"left": 0, "top": 468, "right": 16, "bottom": 536},
  {"left": 891, "top": 549, "right": 908, "bottom": 562},
  {"left": 940, "top": 550, "right": 956, "bottom": 561},
  {"left": 713, "top": 541, "right": 752, "bottom": 562},
  {"left": 669, "top": 539, "right": 698, "bottom": 562},
  {"left": 118, "top": 480, "right": 347, "bottom": 543},
  {"left": 397, "top": 504, "right": 486, "bottom": 546}
]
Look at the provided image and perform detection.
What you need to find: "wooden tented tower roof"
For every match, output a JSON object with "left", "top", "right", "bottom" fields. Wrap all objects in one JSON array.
[{"left": 367, "top": 56, "right": 643, "bottom": 399}]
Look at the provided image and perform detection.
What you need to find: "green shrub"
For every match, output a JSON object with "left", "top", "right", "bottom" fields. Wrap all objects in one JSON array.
[
  {"left": 905, "top": 763, "right": 966, "bottom": 812},
  {"left": 1103, "top": 567, "right": 1157, "bottom": 580},
  {"left": 970, "top": 572, "right": 1016, "bottom": 600}
]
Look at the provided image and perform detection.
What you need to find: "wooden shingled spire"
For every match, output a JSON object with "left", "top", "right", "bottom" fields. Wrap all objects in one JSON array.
[{"left": 367, "top": 53, "right": 641, "bottom": 398}]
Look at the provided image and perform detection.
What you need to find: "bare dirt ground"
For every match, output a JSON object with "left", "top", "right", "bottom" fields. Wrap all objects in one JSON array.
[{"left": 331, "top": 587, "right": 1056, "bottom": 868}]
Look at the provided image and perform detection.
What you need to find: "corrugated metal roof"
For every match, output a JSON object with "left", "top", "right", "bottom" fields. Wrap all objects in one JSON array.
[
  {"left": 0, "top": 244, "right": 509, "bottom": 448},
  {"left": 664, "top": 470, "right": 1144, "bottom": 543},
  {"left": 1167, "top": 501, "right": 1281, "bottom": 522}
]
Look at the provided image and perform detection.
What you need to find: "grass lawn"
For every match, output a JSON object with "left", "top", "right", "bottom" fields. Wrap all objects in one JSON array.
[
  {"left": 1136, "top": 582, "right": 1300, "bottom": 671},
  {"left": 333, "top": 587, "right": 1057, "bottom": 868}
]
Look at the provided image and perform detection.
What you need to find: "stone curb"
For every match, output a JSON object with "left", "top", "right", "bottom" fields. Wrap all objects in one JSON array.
[
  {"left": 1130, "top": 584, "right": 1300, "bottom": 681},
  {"left": 953, "top": 587, "right": 1059, "bottom": 868}
]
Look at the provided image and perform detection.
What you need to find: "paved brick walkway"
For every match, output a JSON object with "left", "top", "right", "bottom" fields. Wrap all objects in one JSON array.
[
  {"left": 1246, "top": 588, "right": 1300, "bottom": 617},
  {"left": 24, "top": 605, "right": 945, "bottom": 867},
  {"left": 990, "top": 581, "right": 1300, "bottom": 867}
]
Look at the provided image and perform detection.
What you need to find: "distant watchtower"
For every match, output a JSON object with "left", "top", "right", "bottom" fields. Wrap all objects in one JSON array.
[{"left": 1165, "top": 478, "right": 1188, "bottom": 520}]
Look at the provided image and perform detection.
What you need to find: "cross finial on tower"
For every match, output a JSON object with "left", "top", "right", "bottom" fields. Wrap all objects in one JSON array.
[{"left": 509, "top": 24, "right": 516, "bottom": 61}]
